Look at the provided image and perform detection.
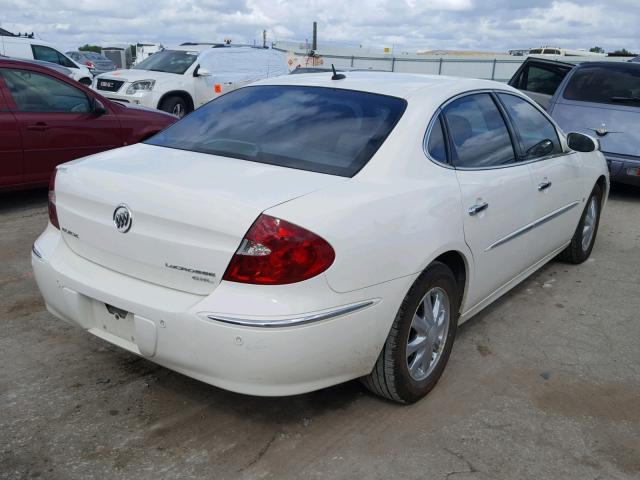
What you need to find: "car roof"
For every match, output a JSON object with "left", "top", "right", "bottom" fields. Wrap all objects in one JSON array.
[
  {"left": 0, "top": 56, "right": 71, "bottom": 76},
  {"left": 252, "top": 70, "right": 517, "bottom": 101},
  {"left": 575, "top": 61, "right": 640, "bottom": 70}
]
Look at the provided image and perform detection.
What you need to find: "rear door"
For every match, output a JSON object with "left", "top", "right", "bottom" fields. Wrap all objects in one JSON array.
[
  {"left": 442, "top": 92, "right": 537, "bottom": 308},
  {"left": 497, "top": 92, "right": 583, "bottom": 258},
  {"left": 1, "top": 67, "right": 122, "bottom": 184},
  {"left": 0, "top": 73, "right": 23, "bottom": 188}
]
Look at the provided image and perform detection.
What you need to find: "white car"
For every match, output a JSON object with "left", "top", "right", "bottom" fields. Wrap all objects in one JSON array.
[
  {"left": 32, "top": 72, "right": 608, "bottom": 403},
  {"left": 92, "top": 44, "right": 287, "bottom": 118},
  {"left": 0, "top": 35, "right": 93, "bottom": 85}
]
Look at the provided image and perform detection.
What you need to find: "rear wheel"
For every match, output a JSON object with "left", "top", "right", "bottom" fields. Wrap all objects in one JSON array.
[
  {"left": 558, "top": 184, "right": 602, "bottom": 264},
  {"left": 160, "top": 96, "right": 188, "bottom": 118},
  {"left": 362, "top": 261, "right": 460, "bottom": 403}
]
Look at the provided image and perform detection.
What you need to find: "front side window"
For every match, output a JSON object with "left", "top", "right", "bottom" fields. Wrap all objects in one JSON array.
[
  {"left": 32, "top": 45, "right": 75, "bottom": 68},
  {"left": 498, "top": 93, "right": 561, "bottom": 159},
  {"left": 443, "top": 93, "right": 515, "bottom": 169},
  {"left": 1, "top": 69, "right": 90, "bottom": 113},
  {"left": 133, "top": 50, "right": 198, "bottom": 74},
  {"left": 145, "top": 85, "right": 407, "bottom": 177},
  {"left": 520, "top": 64, "right": 567, "bottom": 95},
  {"left": 563, "top": 65, "right": 640, "bottom": 106}
]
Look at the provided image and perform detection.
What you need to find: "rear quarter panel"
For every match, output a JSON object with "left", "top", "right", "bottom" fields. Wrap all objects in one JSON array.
[{"left": 267, "top": 166, "right": 472, "bottom": 295}]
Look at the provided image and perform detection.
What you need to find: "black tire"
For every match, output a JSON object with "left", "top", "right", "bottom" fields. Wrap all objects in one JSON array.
[
  {"left": 362, "top": 261, "right": 460, "bottom": 404},
  {"left": 159, "top": 96, "right": 188, "bottom": 118},
  {"left": 558, "top": 184, "right": 602, "bottom": 264}
]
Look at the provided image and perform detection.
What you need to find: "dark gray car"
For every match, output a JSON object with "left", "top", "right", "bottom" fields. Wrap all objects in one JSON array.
[
  {"left": 510, "top": 59, "right": 640, "bottom": 186},
  {"left": 549, "top": 62, "right": 640, "bottom": 186},
  {"left": 66, "top": 51, "right": 115, "bottom": 76}
]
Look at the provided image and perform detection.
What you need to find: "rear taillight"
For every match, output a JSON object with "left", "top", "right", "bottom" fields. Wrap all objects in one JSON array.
[
  {"left": 85, "top": 61, "right": 95, "bottom": 69},
  {"left": 48, "top": 169, "right": 59, "bottom": 229},
  {"left": 223, "top": 214, "right": 335, "bottom": 285}
]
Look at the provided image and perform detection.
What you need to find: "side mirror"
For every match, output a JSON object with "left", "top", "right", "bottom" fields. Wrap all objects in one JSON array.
[
  {"left": 567, "top": 132, "right": 598, "bottom": 153},
  {"left": 196, "top": 67, "right": 212, "bottom": 77},
  {"left": 526, "top": 138, "right": 554, "bottom": 158},
  {"left": 92, "top": 98, "right": 107, "bottom": 115}
]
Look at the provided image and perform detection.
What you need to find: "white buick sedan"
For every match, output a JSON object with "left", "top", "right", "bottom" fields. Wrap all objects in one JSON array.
[{"left": 33, "top": 72, "right": 608, "bottom": 403}]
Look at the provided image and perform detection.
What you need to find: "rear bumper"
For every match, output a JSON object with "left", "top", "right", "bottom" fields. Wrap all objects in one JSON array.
[
  {"left": 32, "top": 226, "right": 411, "bottom": 396},
  {"left": 605, "top": 153, "right": 640, "bottom": 186}
]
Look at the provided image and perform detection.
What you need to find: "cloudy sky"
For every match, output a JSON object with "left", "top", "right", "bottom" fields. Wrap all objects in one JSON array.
[{"left": 0, "top": 0, "right": 637, "bottom": 53}]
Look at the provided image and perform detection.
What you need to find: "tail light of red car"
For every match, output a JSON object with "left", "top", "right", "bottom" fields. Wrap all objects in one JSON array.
[
  {"left": 48, "top": 169, "right": 59, "bottom": 229},
  {"left": 223, "top": 214, "right": 335, "bottom": 285}
]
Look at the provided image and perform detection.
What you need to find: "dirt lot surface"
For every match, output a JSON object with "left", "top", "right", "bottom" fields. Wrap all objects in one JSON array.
[{"left": 1, "top": 185, "right": 639, "bottom": 480}]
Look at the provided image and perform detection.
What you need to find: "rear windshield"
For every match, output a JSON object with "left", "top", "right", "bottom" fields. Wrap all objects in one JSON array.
[
  {"left": 563, "top": 64, "right": 640, "bottom": 106},
  {"left": 145, "top": 85, "right": 407, "bottom": 177}
]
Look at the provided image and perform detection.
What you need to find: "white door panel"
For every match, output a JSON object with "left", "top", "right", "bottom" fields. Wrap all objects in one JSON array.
[
  {"left": 527, "top": 154, "right": 584, "bottom": 257},
  {"left": 456, "top": 165, "right": 536, "bottom": 309}
]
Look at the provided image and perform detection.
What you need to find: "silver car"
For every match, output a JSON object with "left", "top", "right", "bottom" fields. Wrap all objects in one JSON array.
[{"left": 66, "top": 51, "right": 115, "bottom": 76}]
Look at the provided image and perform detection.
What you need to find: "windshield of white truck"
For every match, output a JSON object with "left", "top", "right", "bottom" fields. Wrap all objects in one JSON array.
[
  {"left": 133, "top": 50, "right": 198, "bottom": 74},
  {"left": 144, "top": 85, "right": 407, "bottom": 177}
]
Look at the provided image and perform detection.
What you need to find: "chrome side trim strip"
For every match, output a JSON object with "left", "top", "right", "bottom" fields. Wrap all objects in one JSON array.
[
  {"left": 32, "top": 244, "right": 43, "bottom": 259},
  {"left": 206, "top": 299, "right": 377, "bottom": 328},
  {"left": 485, "top": 201, "right": 580, "bottom": 251}
]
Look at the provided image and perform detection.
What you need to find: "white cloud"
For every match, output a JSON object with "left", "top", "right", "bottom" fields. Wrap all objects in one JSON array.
[{"left": 0, "top": 0, "right": 637, "bottom": 53}]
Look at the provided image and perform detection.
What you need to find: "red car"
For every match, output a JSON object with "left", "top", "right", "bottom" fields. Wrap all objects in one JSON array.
[{"left": 0, "top": 57, "right": 176, "bottom": 192}]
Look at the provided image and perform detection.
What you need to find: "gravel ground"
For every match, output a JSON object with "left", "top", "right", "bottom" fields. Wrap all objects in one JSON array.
[{"left": 1, "top": 185, "right": 639, "bottom": 480}]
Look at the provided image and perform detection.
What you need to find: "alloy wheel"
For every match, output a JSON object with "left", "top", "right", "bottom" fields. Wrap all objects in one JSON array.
[
  {"left": 582, "top": 196, "right": 598, "bottom": 252},
  {"left": 406, "top": 287, "right": 450, "bottom": 381}
]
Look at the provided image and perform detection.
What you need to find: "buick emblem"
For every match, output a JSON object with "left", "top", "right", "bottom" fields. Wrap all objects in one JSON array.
[{"left": 113, "top": 204, "right": 133, "bottom": 233}]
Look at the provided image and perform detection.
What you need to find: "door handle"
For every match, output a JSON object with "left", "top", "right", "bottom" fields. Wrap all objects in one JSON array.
[
  {"left": 468, "top": 201, "right": 489, "bottom": 216},
  {"left": 538, "top": 180, "right": 552, "bottom": 191},
  {"left": 26, "top": 122, "right": 49, "bottom": 131}
]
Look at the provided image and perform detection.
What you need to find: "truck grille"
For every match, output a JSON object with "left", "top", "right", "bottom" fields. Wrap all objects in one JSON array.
[{"left": 96, "top": 79, "right": 124, "bottom": 92}]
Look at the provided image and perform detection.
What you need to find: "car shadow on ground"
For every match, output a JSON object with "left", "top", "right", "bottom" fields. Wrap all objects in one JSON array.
[{"left": 609, "top": 182, "right": 640, "bottom": 201}]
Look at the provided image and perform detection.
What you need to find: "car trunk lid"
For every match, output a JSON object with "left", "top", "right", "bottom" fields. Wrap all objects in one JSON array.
[
  {"left": 551, "top": 100, "right": 640, "bottom": 157},
  {"left": 55, "top": 143, "right": 344, "bottom": 295}
]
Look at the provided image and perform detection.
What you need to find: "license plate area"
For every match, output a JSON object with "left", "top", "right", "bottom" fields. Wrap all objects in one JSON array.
[{"left": 93, "top": 302, "right": 135, "bottom": 343}]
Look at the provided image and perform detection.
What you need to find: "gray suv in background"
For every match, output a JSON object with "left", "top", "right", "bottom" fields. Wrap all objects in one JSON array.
[
  {"left": 511, "top": 59, "right": 640, "bottom": 186},
  {"left": 66, "top": 50, "right": 115, "bottom": 76}
]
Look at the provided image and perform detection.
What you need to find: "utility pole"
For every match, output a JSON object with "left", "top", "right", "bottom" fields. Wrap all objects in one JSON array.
[
  {"left": 262, "top": 30, "right": 266, "bottom": 48},
  {"left": 312, "top": 22, "right": 317, "bottom": 51}
]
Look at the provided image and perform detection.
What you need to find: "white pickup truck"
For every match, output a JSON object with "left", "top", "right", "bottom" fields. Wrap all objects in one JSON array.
[{"left": 92, "top": 44, "right": 288, "bottom": 117}]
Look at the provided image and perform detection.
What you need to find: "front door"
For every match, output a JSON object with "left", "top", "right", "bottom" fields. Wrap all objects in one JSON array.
[
  {"left": 442, "top": 92, "right": 537, "bottom": 309},
  {"left": 496, "top": 92, "right": 584, "bottom": 257},
  {"left": 1, "top": 68, "right": 122, "bottom": 184}
]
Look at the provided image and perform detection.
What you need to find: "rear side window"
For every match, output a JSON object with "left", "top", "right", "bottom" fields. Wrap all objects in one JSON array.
[
  {"left": 426, "top": 115, "right": 447, "bottom": 163},
  {"left": 563, "top": 65, "right": 640, "bottom": 106},
  {"left": 498, "top": 93, "right": 561, "bottom": 159},
  {"left": 443, "top": 93, "right": 515, "bottom": 168},
  {"left": 1, "top": 69, "right": 90, "bottom": 113},
  {"left": 146, "top": 86, "right": 407, "bottom": 177}
]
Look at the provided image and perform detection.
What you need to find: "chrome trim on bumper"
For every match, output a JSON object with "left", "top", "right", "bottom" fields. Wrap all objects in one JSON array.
[
  {"left": 205, "top": 299, "right": 377, "bottom": 328},
  {"left": 32, "top": 244, "right": 43, "bottom": 259},
  {"left": 486, "top": 201, "right": 580, "bottom": 251}
]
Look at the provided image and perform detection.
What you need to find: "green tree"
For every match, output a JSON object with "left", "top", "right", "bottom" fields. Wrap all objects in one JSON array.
[
  {"left": 78, "top": 44, "right": 101, "bottom": 53},
  {"left": 609, "top": 48, "right": 637, "bottom": 57},
  {"left": 589, "top": 46, "right": 604, "bottom": 54}
]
